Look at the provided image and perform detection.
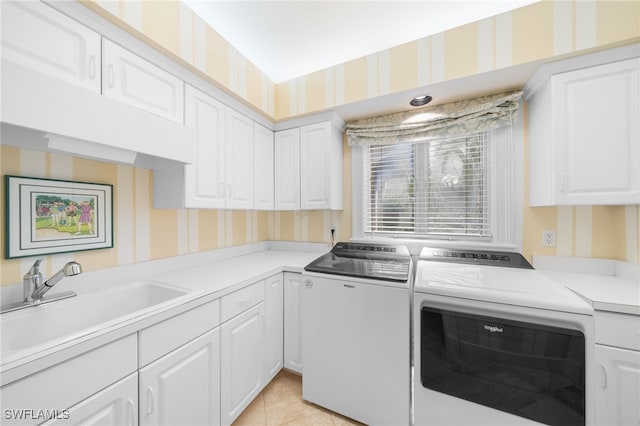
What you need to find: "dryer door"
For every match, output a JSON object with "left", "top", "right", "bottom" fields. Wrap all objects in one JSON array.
[{"left": 421, "top": 307, "right": 586, "bottom": 426}]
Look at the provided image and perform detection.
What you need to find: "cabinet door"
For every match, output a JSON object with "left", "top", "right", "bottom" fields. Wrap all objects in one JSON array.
[
  {"left": 283, "top": 272, "right": 303, "bottom": 373},
  {"left": 300, "top": 122, "right": 331, "bottom": 210},
  {"left": 140, "top": 328, "right": 221, "bottom": 426},
  {"left": 1, "top": 1, "right": 100, "bottom": 92},
  {"left": 221, "top": 302, "right": 266, "bottom": 426},
  {"left": 184, "top": 85, "right": 226, "bottom": 209},
  {"left": 596, "top": 344, "right": 640, "bottom": 426},
  {"left": 225, "top": 108, "right": 254, "bottom": 209},
  {"left": 102, "top": 39, "right": 184, "bottom": 124},
  {"left": 254, "top": 123, "right": 275, "bottom": 210},
  {"left": 43, "top": 374, "right": 138, "bottom": 426},
  {"left": 274, "top": 129, "right": 301, "bottom": 210},
  {"left": 552, "top": 58, "right": 639, "bottom": 205},
  {"left": 265, "top": 274, "right": 284, "bottom": 382}
]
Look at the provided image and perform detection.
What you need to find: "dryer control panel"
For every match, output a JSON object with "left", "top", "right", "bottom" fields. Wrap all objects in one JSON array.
[{"left": 419, "top": 248, "right": 533, "bottom": 269}]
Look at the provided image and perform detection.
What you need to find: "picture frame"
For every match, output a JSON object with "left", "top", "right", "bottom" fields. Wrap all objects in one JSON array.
[{"left": 4, "top": 175, "right": 113, "bottom": 259}]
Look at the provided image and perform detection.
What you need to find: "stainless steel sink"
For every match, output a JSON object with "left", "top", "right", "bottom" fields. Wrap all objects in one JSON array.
[{"left": 1, "top": 281, "right": 191, "bottom": 361}]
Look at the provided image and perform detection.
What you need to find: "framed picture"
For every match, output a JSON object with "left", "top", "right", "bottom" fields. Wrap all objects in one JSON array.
[{"left": 4, "top": 175, "right": 113, "bottom": 259}]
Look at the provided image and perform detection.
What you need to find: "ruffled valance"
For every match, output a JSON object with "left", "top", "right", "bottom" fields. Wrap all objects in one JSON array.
[{"left": 346, "top": 91, "right": 522, "bottom": 146}]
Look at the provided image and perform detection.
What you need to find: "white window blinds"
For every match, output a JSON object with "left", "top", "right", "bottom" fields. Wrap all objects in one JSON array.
[{"left": 363, "top": 133, "right": 491, "bottom": 239}]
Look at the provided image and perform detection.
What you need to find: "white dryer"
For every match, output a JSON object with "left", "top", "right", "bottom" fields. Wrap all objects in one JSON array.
[{"left": 413, "top": 248, "right": 595, "bottom": 426}]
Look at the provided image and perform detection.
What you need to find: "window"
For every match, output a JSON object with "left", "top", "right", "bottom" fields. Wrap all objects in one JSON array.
[
  {"left": 355, "top": 125, "right": 521, "bottom": 246},
  {"left": 364, "top": 133, "right": 490, "bottom": 239}
]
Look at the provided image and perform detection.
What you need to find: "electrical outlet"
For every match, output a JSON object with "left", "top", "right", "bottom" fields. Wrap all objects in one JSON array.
[{"left": 542, "top": 230, "right": 556, "bottom": 247}]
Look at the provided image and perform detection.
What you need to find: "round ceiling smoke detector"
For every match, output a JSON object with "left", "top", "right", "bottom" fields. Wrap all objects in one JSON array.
[{"left": 410, "top": 95, "right": 432, "bottom": 107}]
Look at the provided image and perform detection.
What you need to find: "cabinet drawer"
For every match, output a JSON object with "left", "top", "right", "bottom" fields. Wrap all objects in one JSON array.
[
  {"left": 595, "top": 311, "right": 640, "bottom": 351},
  {"left": 0, "top": 335, "right": 137, "bottom": 426},
  {"left": 221, "top": 281, "right": 265, "bottom": 323},
  {"left": 138, "top": 299, "right": 220, "bottom": 367}
]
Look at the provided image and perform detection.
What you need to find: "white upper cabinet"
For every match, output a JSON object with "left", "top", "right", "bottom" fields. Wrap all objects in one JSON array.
[
  {"left": 1, "top": 1, "right": 194, "bottom": 168},
  {"left": 275, "top": 120, "right": 344, "bottom": 211},
  {"left": 153, "top": 86, "right": 225, "bottom": 209},
  {"left": 1, "top": 1, "right": 101, "bottom": 93},
  {"left": 184, "top": 85, "right": 226, "bottom": 209},
  {"left": 275, "top": 128, "right": 301, "bottom": 210},
  {"left": 254, "top": 123, "right": 275, "bottom": 210},
  {"left": 526, "top": 51, "right": 639, "bottom": 206},
  {"left": 153, "top": 86, "right": 256, "bottom": 210},
  {"left": 225, "top": 108, "right": 255, "bottom": 210},
  {"left": 102, "top": 39, "right": 184, "bottom": 124},
  {"left": 300, "top": 121, "right": 343, "bottom": 210}
]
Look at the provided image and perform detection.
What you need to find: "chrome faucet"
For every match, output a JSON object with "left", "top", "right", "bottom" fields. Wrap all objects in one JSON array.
[
  {"left": 29, "top": 261, "right": 82, "bottom": 300},
  {"left": 1, "top": 260, "right": 82, "bottom": 314},
  {"left": 23, "top": 259, "right": 43, "bottom": 302}
]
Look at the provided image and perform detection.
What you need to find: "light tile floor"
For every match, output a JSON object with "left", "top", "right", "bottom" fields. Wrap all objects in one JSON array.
[{"left": 232, "top": 370, "right": 364, "bottom": 426}]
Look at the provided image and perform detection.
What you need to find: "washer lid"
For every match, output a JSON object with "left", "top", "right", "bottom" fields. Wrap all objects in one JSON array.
[{"left": 304, "top": 242, "right": 411, "bottom": 282}]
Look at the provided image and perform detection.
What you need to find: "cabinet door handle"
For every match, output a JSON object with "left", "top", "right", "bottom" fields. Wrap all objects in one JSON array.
[
  {"left": 88, "top": 55, "right": 96, "bottom": 80},
  {"left": 126, "top": 399, "right": 135, "bottom": 426},
  {"left": 108, "top": 64, "right": 115, "bottom": 88},
  {"left": 146, "top": 386, "right": 154, "bottom": 415},
  {"left": 227, "top": 184, "right": 233, "bottom": 199},
  {"left": 558, "top": 172, "right": 565, "bottom": 192},
  {"left": 600, "top": 364, "right": 608, "bottom": 389},
  {"left": 262, "top": 313, "right": 267, "bottom": 332},
  {"left": 219, "top": 183, "right": 225, "bottom": 198}
]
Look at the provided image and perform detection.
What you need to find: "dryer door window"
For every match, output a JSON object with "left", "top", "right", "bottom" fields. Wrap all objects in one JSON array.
[{"left": 421, "top": 307, "right": 585, "bottom": 426}]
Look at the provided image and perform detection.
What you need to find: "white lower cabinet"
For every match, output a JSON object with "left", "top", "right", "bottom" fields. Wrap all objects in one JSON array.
[
  {"left": 265, "top": 274, "right": 284, "bottom": 382},
  {"left": 221, "top": 302, "right": 266, "bottom": 426},
  {"left": 43, "top": 373, "right": 138, "bottom": 426},
  {"left": 595, "top": 344, "right": 640, "bottom": 425},
  {"left": 283, "top": 272, "right": 303, "bottom": 373},
  {"left": 3, "top": 274, "right": 289, "bottom": 426},
  {"left": 139, "top": 327, "right": 221, "bottom": 426},
  {"left": 0, "top": 335, "right": 137, "bottom": 426}
]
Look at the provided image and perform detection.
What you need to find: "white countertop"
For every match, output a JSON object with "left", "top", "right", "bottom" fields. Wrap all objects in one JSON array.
[
  {"left": 0, "top": 242, "right": 326, "bottom": 386},
  {"left": 534, "top": 255, "right": 640, "bottom": 316}
]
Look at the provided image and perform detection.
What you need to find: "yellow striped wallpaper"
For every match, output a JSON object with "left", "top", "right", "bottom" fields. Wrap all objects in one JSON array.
[
  {"left": 1, "top": 1, "right": 639, "bottom": 285},
  {"left": 0, "top": 144, "right": 351, "bottom": 285}
]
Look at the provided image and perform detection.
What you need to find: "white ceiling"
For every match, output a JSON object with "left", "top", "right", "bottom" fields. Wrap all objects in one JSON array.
[{"left": 182, "top": 0, "right": 539, "bottom": 84}]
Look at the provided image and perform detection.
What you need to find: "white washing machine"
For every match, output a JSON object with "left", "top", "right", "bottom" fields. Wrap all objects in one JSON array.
[
  {"left": 413, "top": 247, "right": 595, "bottom": 426},
  {"left": 303, "top": 242, "right": 412, "bottom": 425}
]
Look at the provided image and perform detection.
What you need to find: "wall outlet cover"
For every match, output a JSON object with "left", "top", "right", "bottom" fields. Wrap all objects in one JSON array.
[{"left": 542, "top": 230, "right": 556, "bottom": 247}]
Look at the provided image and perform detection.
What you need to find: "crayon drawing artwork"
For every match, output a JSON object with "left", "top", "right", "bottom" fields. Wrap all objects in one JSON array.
[
  {"left": 5, "top": 176, "right": 113, "bottom": 259},
  {"left": 34, "top": 195, "right": 97, "bottom": 241}
]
